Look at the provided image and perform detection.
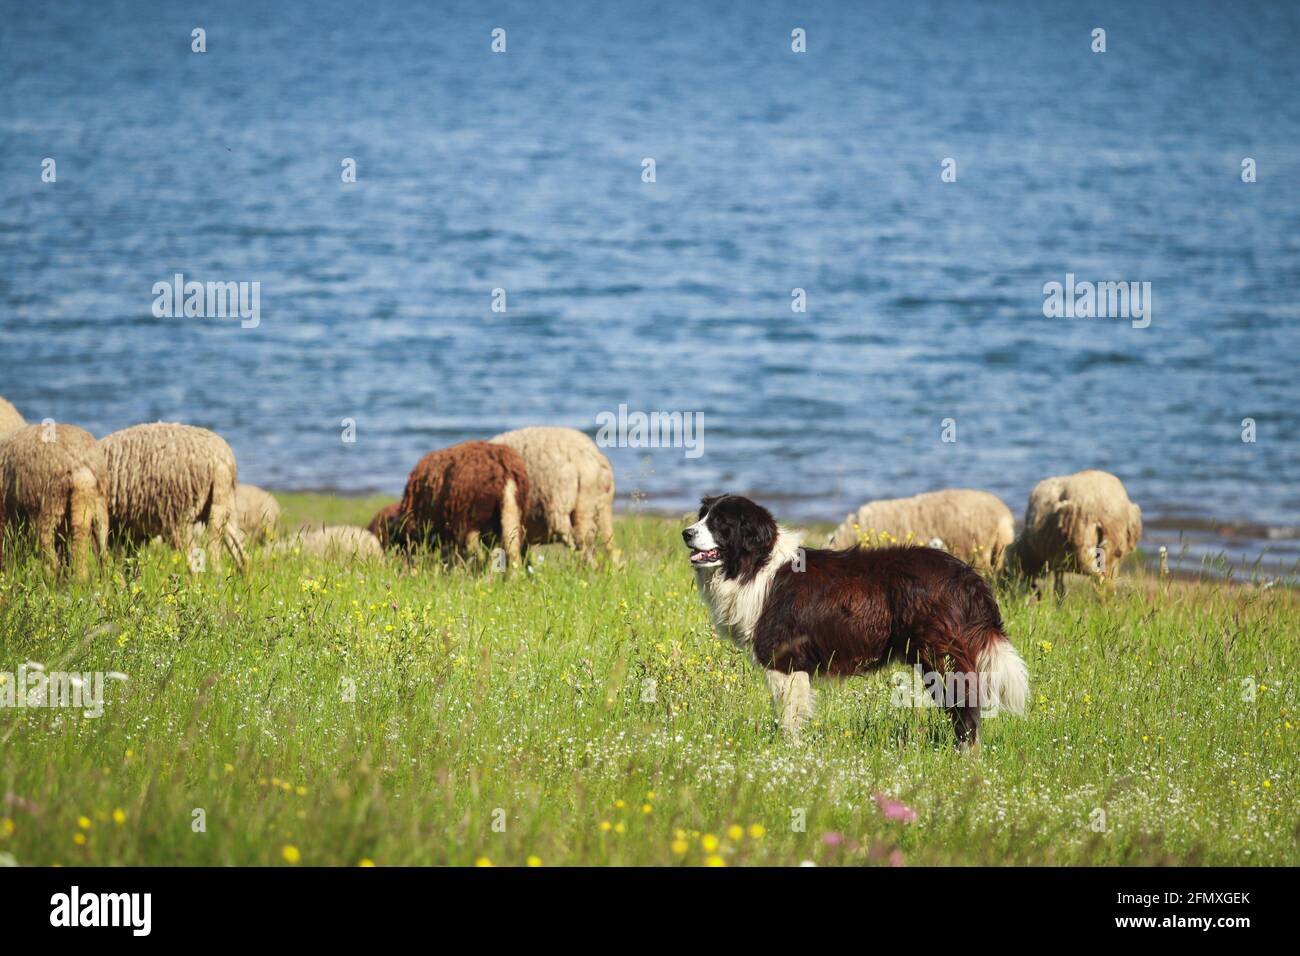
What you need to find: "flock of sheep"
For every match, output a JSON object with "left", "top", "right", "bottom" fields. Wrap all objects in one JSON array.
[
  {"left": 0, "top": 394, "right": 615, "bottom": 576},
  {"left": 828, "top": 471, "right": 1144, "bottom": 591},
  {"left": 0, "top": 392, "right": 1142, "bottom": 590}
]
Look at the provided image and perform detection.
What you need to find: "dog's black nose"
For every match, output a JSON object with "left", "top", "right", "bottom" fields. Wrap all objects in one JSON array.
[{"left": 682, "top": 527, "right": 694, "bottom": 543}]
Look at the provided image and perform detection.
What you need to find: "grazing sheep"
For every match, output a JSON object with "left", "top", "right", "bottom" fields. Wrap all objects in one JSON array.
[
  {"left": 235, "top": 483, "right": 281, "bottom": 544},
  {"left": 397, "top": 440, "right": 529, "bottom": 567},
  {"left": 273, "top": 525, "right": 383, "bottom": 559},
  {"left": 490, "top": 426, "right": 615, "bottom": 556},
  {"left": 366, "top": 501, "right": 405, "bottom": 550},
  {"left": 0, "top": 396, "right": 26, "bottom": 439},
  {"left": 0, "top": 423, "right": 109, "bottom": 577},
  {"left": 1009, "top": 469, "right": 1142, "bottom": 592},
  {"left": 828, "top": 489, "right": 1016, "bottom": 571},
  {"left": 100, "top": 422, "right": 246, "bottom": 571}
]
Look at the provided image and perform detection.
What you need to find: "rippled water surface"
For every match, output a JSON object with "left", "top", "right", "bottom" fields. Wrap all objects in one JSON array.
[{"left": 2, "top": 0, "right": 1297, "bottom": 572}]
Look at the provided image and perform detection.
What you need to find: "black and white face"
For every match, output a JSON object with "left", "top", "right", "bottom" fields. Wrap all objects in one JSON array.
[
  {"left": 682, "top": 495, "right": 779, "bottom": 581},
  {"left": 682, "top": 506, "right": 723, "bottom": 568}
]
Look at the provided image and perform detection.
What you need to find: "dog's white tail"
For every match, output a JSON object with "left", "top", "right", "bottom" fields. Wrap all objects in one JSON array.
[{"left": 978, "top": 637, "right": 1029, "bottom": 715}]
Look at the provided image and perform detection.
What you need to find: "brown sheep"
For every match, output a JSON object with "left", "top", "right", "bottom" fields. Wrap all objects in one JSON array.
[
  {"left": 489, "top": 426, "right": 615, "bottom": 557},
  {"left": 1009, "top": 469, "right": 1143, "bottom": 593},
  {"left": 0, "top": 395, "right": 26, "bottom": 439},
  {"left": 396, "top": 440, "right": 529, "bottom": 567},
  {"left": 366, "top": 501, "right": 405, "bottom": 550},
  {"left": 0, "top": 423, "right": 109, "bottom": 578},
  {"left": 828, "top": 489, "right": 1016, "bottom": 571},
  {"left": 100, "top": 422, "right": 247, "bottom": 571},
  {"left": 235, "top": 483, "right": 281, "bottom": 545}
]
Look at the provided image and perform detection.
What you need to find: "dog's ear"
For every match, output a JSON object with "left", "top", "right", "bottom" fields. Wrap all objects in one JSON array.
[{"left": 699, "top": 494, "right": 725, "bottom": 518}]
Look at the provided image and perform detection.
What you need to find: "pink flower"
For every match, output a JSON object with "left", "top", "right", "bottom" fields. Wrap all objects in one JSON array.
[
  {"left": 889, "top": 849, "right": 906, "bottom": 867},
  {"left": 820, "top": 831, "right": 844, "bottom": 847},
  {"left": 873, "top": 792, "right": 917, "bottom": 823}
]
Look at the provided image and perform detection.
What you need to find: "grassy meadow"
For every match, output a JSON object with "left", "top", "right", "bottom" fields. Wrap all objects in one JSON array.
[{"left": 0, "top": 492, "right": 1296, "bottom": 867}]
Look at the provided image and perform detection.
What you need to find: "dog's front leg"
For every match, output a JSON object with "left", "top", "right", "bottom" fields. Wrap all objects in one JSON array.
[{"left": 766, "top": 670, "right": 814, "bottom": 743}]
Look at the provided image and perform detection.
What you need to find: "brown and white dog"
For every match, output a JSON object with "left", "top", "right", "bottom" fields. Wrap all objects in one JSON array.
[{"left": 684, "top": 494, "right": 1028, "bottom": 748}]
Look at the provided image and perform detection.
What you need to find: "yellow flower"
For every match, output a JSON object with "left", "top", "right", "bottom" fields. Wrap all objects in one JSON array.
[
  {"left": 705, "top": 855, "right": 726, "bottom": 867},
  {"left": 614, "top": 799, "right": 626, "bottom": 809},
  {"left": 599, "top": 821, "right": 612, "bottom": 832},
  {"left": 474, "top": 857, "right": 493, "bottom": 867},
  {"left": 526, "top": 856, "right": 542, "bottom": 867},
  {"left": 1262, "top": 780, "right": 1271, "bottom": 789},
  {"left": 642, "top": 804, "right": 653, "bottom": 814},
  {"left": 748, "top": 824, "right": 766, "bottom": 839},
  {"left": 73, "top": 833, "right": 87, "bottom": 846},
  {"left": 671, "top": 839, "right": 689, "bottom": 855},
  {"left": 701, "top": 834, "right": 719, "bottom": 853},
  {"left": 1, "top": 818, "right": 14, "bottom": 837},
  {"left": 282, "top": 845, "right": 301, "bottom": 864},
  {"left": 727, "top": 825, "right": 744, "bottom": 841},
  {"left": 358, "top": 859, "right": 375, "bottom": 867},
  {"left": 223, "top": 763, "right": 234, "bottom": 774},
  {"left": 77, "top": 816, "right": 92, "bottom": 830},
  {"left": 112, "top": 808, "right": 126, "bottom": 825},
  {"left": 295, "top": 786, "right": 308, "bottom": 796},
  {"left": 614, "top": 822, "right": 626, "bottom": 834}
]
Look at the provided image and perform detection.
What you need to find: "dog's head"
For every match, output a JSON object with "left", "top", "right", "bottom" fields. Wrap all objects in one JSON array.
[{"left": 682, "top": 494, "right": 778, "bottom": 582}]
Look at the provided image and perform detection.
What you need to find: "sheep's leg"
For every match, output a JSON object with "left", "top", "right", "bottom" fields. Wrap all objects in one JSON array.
[
  {"left": 36, "top": 501, "right": 62, "bottom": 573},
  {"left": 67, "top": 467, "right": 99, "bottom": 580},
  {"left": 500, "top": 478, "right": 523, "bottom": 569},
  {"left": 570, "top": 500, "right": 593, "bottom": 559},
  {"left": 596, "top": 500, "right": 616, "bottom": 558}
]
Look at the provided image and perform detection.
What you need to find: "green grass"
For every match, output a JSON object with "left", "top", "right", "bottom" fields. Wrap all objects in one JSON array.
[{"left": 0, "top": 492, "right": 1295, "bottom": 867}]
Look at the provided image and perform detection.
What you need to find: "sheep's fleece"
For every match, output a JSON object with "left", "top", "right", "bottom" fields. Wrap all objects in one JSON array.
[
  {"left": 1012, "top": 469, "right": 1142, "bottom": 579},
  {"left": 235, "top": 483, "right": 281, "bottom": 544},
  {"left": 490, "top": 426, "right": 615, "bottom": 554},
  {"left": 828, "top": 488, "right": 1016, "bottom": 571},
  {"left": 0, "top": 395, "right": 27, "bottom": 438},
  {"left": 0, "top": 422, "right": 109, "bottom": 576},
  {"left": 100, "top": 422, "right": 247, "bottom": 570},
  {"left": 273, "top": 525, "right": 382, "bottom": 558}
]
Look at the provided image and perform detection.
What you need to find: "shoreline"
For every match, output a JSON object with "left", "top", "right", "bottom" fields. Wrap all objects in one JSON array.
[{"left": 266, "top": 487, "right": 1298, "bottom": 584}]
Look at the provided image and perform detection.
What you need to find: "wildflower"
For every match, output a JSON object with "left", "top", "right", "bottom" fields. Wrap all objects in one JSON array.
[
  {"left": 358, "top": 859, "right": 375, "bottom": 867},
  {"left": 73, "top": 833, "right": 86, "bottom": 846},
  {"left": 642, "top": 804, "right": 653, "bottom": 814},
  {"left": 701, "top": 834, "right": 720, "bottom": 853},
  {"left": 474, "top": 857, "right": 492, "bottom": 867},
  {"left": 526, "top": 856, "right": 542, "bottom": 867},
  {"left": 599, "top": 821, "right": 612, "bottom": 832},
  {"left": 705, "top": 855, "right": 726, "bottom": 867},
  {"left": 282, "top": 845, "right": 300, "bottom": 864},
  {"left": 873, "top": 793, "right": 918, "bottom": 823},
  {"left": 614, "top": 799, "right": 626, "bottom": 809},
  {"left": 748, "top": 824, "right": 765, "bottom": 839},
  {"left": 1, "top": 818, "right": 14, "bottom": 837},
  {"left": 671, "top": 839, "right": 689, "bottom": 855},
  {"left": 112, "top": 808, "right": 126, "bottom": 825},
  {"left": 614, "top": 822, "right": 626, "bottom": 834},
  {"left": 77, "top": 816, "right": 92, "bottom": 830},
  {"left": 727, "top": 825, "right": 744, "bottom": 841},
  {"left": 821, "top": 831, "right": 844, "bottom": 847}
]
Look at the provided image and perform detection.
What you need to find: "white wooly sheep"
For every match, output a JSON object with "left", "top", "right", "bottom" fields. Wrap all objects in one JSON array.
[
  {"left": 828, "top": 489, "right": 1016, "bottom": 571},
  {"left": 1011, "top": 469, "right": 1142, "bottom": 587},
  {"left": 272, "top": 525, "right": 383, "bottom": 559},
  {"left": 235, "top": 484, "right": 281, "bottom": 545},
  {"left": 0, "top": 395, "right": 27, "bottom": 438},
  {"left": 489, "top": 426, "right": 615, "bottom": 556},
  {"left": 100, "top": 422, "right": 246, "bottom": 571},
  {"left": 0, "top": 423, "right": 109, "bottom": 578}
]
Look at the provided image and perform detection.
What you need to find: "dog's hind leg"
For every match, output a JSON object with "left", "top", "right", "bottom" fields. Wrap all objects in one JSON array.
[{"left": 766, "top": 669, "right": 814, "bottom": 744}]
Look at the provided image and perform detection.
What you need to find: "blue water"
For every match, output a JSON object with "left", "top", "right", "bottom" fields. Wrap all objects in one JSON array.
[{"left": 2, "top": 0, "right": 1298, "bottom": 572}]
